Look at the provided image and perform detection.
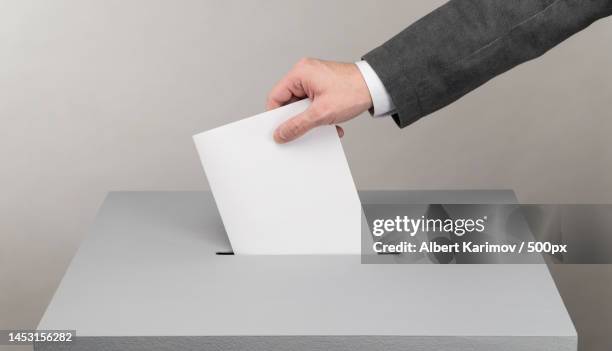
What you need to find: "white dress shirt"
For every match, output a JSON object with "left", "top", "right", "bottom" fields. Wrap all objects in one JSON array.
[{"left": 354, "top": 60, "right": 396, "bottom": 117}]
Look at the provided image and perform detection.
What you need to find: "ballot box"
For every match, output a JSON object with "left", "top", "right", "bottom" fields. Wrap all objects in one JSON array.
[{"left": 36, "top": 191, "right": 576, "bottom": 350}]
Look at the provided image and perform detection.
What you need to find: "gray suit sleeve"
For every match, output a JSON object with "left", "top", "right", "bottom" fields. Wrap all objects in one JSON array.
[{"left": 363, "top": 0, "right": 612, "bottom": 128}]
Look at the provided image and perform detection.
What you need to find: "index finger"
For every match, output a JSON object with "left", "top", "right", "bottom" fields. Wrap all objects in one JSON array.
[{"left": 266, "top": 74, "right": 306, "bottom": 110}]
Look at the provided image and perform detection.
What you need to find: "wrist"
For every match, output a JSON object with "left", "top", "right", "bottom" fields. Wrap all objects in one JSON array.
[
  {"left": 354, "top": 60, "right": 396, "bottom": 117},
  {"left": 349, "top": 63, "right": 374, "bottom": 112}
]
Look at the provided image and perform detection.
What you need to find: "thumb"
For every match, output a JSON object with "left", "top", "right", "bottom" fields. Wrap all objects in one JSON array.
[{"left": 273, "top": 106, "right": 321, "bottom": 144}]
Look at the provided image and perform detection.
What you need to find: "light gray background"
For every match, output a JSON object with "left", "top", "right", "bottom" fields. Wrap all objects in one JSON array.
[{"left": 0, "top": 1, "right": 610, "bottom": 350}]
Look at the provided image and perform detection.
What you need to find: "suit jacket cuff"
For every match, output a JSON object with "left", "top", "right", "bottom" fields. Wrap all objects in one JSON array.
[{"left": 363, "top": 46, "right": 423, "bottom": 128}]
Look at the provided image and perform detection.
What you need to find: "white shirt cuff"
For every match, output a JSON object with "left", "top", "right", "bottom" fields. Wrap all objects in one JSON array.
[{"left": 355, "top": 60, "right": 396, "bottom": 117}]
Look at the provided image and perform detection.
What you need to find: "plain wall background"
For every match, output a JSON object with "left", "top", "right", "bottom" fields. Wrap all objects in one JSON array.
[{"left": 1, "top": 1, "right": 611, "bottom": 350}]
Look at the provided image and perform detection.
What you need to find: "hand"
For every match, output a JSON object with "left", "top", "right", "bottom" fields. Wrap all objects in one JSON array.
[{"left": 266, "top": 58, "right": 373, "bottom": 143}]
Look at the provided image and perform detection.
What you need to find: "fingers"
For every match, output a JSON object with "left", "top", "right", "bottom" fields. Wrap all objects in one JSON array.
[
  {"left": 273, "top": 106, "right": 344, "bottom": 143},
  {"left": 266, "top": 78, "right": 293, "bottom": 110},
  {"left": 266, "top": 74, "right": 307, "bottom": 111},
  {"left": 273, "top": 107, "right": 320, "bottom": 143},
  {"left": 336, "top": 125, "right": 344, "bottom": 138}
]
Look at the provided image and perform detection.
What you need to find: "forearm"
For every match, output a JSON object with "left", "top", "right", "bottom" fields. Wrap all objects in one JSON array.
[{"left": 364, "top": 0, "right": 612, "bottom": 128}]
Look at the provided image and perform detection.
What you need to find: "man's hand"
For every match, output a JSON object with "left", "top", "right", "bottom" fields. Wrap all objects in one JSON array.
[{"left": 266, "top": 58, "right": 373, "bottom": 143}]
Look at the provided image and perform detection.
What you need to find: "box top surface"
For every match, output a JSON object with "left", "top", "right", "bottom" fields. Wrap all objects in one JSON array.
[{"left": 38, "top": 191, "right": 576, "bottom": 337}]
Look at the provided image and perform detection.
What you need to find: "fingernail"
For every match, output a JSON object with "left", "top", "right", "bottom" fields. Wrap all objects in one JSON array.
[{"left": 274, "top": 130, "right": 286, "bottom": 143}]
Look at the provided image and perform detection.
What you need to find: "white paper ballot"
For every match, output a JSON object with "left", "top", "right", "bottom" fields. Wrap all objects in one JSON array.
[{"left": 193, "top": 100, "right": 361, "bottom": 254}]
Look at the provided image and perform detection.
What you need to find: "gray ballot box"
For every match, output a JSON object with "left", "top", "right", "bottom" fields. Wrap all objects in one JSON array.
[{"left": 36, "top": 191, "right": 576, "bottom": 350}]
